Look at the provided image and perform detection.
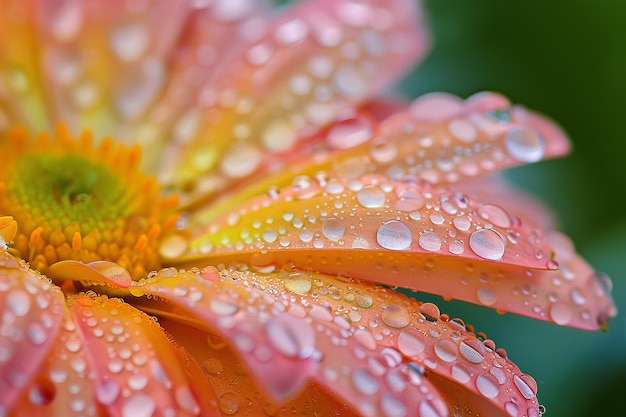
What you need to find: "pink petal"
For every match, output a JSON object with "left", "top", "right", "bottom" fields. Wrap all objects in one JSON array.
[
  {"left": 131, "top": 266, "right": 540, "bottom": 416},
  {"left": 0, "top": 251, "right": 65, "bottom": 413},
  {"left": 170, "top": 174, "right": 616, "bottom": 329},
  {"left": 158, "top": 0, "right": 430, "bottom": 202}
]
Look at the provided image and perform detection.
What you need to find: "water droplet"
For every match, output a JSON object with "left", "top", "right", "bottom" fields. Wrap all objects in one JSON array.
[
  {"left": 453, "top": 216, "right": 471, "bottom": 231},
  {"left": 176, "top": 386, "right": 200, "bottom": 414},
  {"left": 505, "top": 126, "right": 545, "bottom": 162},
  {"left": 397, "top": 330, "right": 425, "bottom": 357},
  {"left": 128, "top": 374, "right": 148, "bottom": 390},
  {"left": 469, "top": 229, "right": 505, "bottom": 260},
  {"left": 357, "top": 294, "right": 373, "bottom": 308},
  {"left": 122, "top": 393, "right": 156, "bottom": 417},
  {"left": 478, "top": 204, "right": 511, "bottom": 228},
  {"left": 357, "top": 185, "right": 386, "bottom": 208},
  {"left": 381, "top": 394, "right": 407, "bottom": 417},
  {"left": 418, "top": 232, "right": 442, "bottom": 252},
  {"left": 322, "top": 218, "right": 345, "bottom": 241},
  {"left": 477, "top": 286, "right": 497, "bottom": 306},
  {"left": 514, "top": 374, "right": 538, "bottom": 399},
  {"left": 29, "top": 379, "right": 55, "bottom": 405},
  {"left": 459, "top": 338, "right": 486, "bottom": 363},
  {"left": 334, "top": 64, "right": 367, "bottom": 99},
  {"left": 327, "top": 116, "right": 373, "bottom": 149},
  {"left": 28, "top": 323, "right": 46, "bottom": 345},
  {"left": 7, "top": 289, "right": 30, "bottom": 317},
  {"left": 352, "top": 368, "right": 379, "bottom": 395},
  {"left": 96, "top": 378, "right": 120, "bottom": 405},
  {"left": 382, "top": 305, "right": 410, "bottom": 328},
  {"left": 110, "top": 23, "right": 149, "bottom": 61},
  {"left": 221, "top": 144, "right": 262, "bottom": 178},
  {"left": 418, "top": 303, "right": 440, "bottom": 321},
  {"left": 434, "top": 339, "right": 458, "bottom": 362},
  {"left": 448, "top": 240, "right": 464, "bottom": 254},
  {"left": 219, "top": 392, "right": 240, "bottom": 415},
  {"left": 285, "top": 278, "right": 312, "bottom": 295},
  {"left": 377, "top": 220, "right": 412, "bottom": 250},
  {"left": 451, "top": 364, "right": 471, "bottom": 383},
  {"left": 448, "top": 119, "right": 477, "bottom": 142},
  {"left": 549, "top": 302, "right": 571, "bottom": 325},
  {"left": 476, "top": 373, "right": 500, "bottom": 399},
  {"left": 210, "top": 297, "right": 239, "bottom": 316},
  {"left": 266, "top": 314, "right": 315, "bottom": 359}
]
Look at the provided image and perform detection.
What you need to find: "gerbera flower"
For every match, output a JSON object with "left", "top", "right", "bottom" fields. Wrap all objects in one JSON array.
[{"left": 0, "top": 0, "right": 617, "bottom": 416}]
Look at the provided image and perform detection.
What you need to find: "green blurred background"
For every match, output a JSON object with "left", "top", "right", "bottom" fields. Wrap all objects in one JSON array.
[{"left": 402, "top": 1, "right": 626, "bottom": 416}]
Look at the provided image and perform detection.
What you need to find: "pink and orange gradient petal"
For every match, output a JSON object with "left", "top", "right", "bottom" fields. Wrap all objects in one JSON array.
[
  {"left": 170, "top": 173, "right": 616, "bottom": 330},
  {"left": 158, "top": 0, "right": 430, "bottom": 203},
  {"left": 130, "top": 266, "right": 540, "bottom": 417},
  {"left": 0, "top": 250, "right": 65, "bottom": 414}
]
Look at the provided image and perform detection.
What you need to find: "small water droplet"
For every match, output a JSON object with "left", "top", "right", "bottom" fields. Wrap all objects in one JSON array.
[
  {"left": 219, "top": 392, "right": 240, "bottom": 415},
  {"left": 96, "top": 378, "right": 120, "bottom": 405},
  {"left": 418, "top": 232, "right": 442, "bottom": 252},
  {"left": 7, "top": 289, "right": 30, "bottom": 317},
  {"left": 549, "top": 302, "right": 572, "bottom": 325}
]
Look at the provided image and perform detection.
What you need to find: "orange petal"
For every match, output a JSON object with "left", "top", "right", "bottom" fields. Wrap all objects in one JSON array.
[
  {"left": 159, "top": 0, "right": 430, "bottom": 202},
  {"left": 131, "top": 266, "right": 540, "bottom": 416},
  {"left": 0, "top": 252, "right": 65, "bottom": 414},
  {"left": 173, "top": 174, "right": 616, "bottom": 330},
  {"left": 10, "top": 292, "right": 220, "bottom": 416},
  {"left": 47, "top": 260, "right": 133, "bottom": 289}
]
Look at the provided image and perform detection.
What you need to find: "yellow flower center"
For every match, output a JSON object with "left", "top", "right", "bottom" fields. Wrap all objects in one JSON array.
[{"left": 0, "top": 125, "right": 179, "bottom": 280}]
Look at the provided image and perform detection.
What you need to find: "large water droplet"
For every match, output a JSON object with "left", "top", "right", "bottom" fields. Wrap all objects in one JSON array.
[
  {"left": 266, "top": 314, "right": 315, "bottom": 359},
  {"left": 549, "top": 302, "right": 572, "bottom": 325},
  {"left": 327, "top": 116, "right": 373, "bottom": 149},
  {"left": 322, "top": 218, "right": 345, "bottom": 241},
  {"left": 418, "top": 303, "right": 440, "bottom": 322},
  {"left": 476, "top": 373, "right": 500, "bottom": 399},
  {"left": 459, "top": 338, "right": 486, "bottom": 363},
  {"left": 397, "top": 330, "right": 425, "bottom": 357},
  {"left": 352, "top": 368, "right": 379, "bottom": 395},
  {"left": 377, "top": 220, "right": 412, "bottom": 251},
  {"left": 96, "top": 378, "right": 120, "bottom": 405},
  {"left": 122, "top": 393, "right": 156, "bottom": 417},
  {"left": 7, "top": 289, "right": 30, "bottom": 317},
  {"left": 434, "top": 339, "right": 458, "bottom": 363},
  {"left": 505, "top": 126, "right": 545, "bottom": 162},
  {"left": 469, "top": 229, "right": 505, "bottom": 260},
  {"left": 357, "top": 185, "right": 386, "bottom": 208},
  {"left": 382, "top": 305, "right": 410, "bottom": 328},
  {"left": 477, "top": 204, "right": 511, "bottom": 228}
]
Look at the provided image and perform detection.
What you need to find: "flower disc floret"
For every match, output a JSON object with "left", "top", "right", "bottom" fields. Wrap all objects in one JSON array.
[{"left": 0, "top": 125, "right": 178, "bottom": 279}]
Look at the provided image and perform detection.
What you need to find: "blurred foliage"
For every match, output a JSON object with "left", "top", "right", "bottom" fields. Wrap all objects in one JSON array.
[{"left": 400, "top": 1, "right": 626, "bottom": 416}]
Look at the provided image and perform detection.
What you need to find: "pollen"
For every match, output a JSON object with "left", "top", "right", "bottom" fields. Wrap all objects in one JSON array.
[{"left": 0, "top": 125, "right": 179, "bottom": 279}]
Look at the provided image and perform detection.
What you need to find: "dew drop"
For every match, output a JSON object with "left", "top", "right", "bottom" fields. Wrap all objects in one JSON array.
[
  {"left": 451, "top": 364, "right": 471, "bottom": 384},
  {"left": 434, "top": 339, "right": 458, "bottom": 363},
  {"left": 478, "top": 204, "right": 511, "bottom": 228},
  {"left": 219, "top": 392, "right": 240, "bottom": 415},
  {"left": 96, "top": 378, "right": 120, "bottom": 405},
  {"left": 122, "top": 393, "right": 156, "bottom": 417},
  {"left": 377, "top": 220, "right": 412, "bottom": 251},
  {"left": 382, "top": 305, "right": 410, "bottom": 328},
  {"left": 210, "top": 297, "right": 239, "bottom": 316},
  {"left": 459, "top": 338, "right": 486, "bottom": 363},
  {"left": 176, "top": 386, "right": 200, "bottom": 414},
  {"left": 469, "top": 229, "right": 505, "bottom": 260},
  {"left": 453, "top": 216, "right": 471, "bottom": 231},
  {"left": 514, "top": 374, "right": 538, "bottom": 399},
  {"left": 418, "top": 303, "right": 440, "bottom": 322},
  {"left": 352, "top": 368, "right": 379, "bottom": 395},
  {"left": 284, "top": 278, "right": 312, "bottom": 295},
  {"left": 381, "top": 394, "right": 407, "bottom": 417},
  {"left": 322, "top": 218, "right": 345, "bottom": 241},
  {"left": 505, "top": 126, "right": 545, "bottom": 162},
  {"left": 29, "top": 379, "right": 55, "bottom": 406},
  {"left": 549, "top": 302, "right": 572, "bottom": 325},
  {"left": 327, "top": 116, "right": 373, "bottom": 149},
  {"left": 397, "top": 330, "right": 425, "bottom": 357},
  {"left": 448, "top": 240, "right": 464, "bottom": 254},
  {"left": 7, "top": 289, "right": 30, "bottom": 317},
  {"left": 357, "top": 185, "right": 386, "bottom": 208},
  {"left": 357, "top": 294, "right": 373, "bottom": 308},
  {"left": 476, "top": 373, "right": 500, "bottom": 399},
  {"left": 266, "top": 314, "right": 315, "bottom": 359},
  {"left": 477, "top": 287, "right": 497, "bottom": 306},
  {"left": 418, "top": 232, "right": 442, "bottom": 252}
]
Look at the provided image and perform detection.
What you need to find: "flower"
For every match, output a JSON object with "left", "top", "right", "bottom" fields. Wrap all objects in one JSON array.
[{"left": 0, "top": 0, "right": 617, "bottom": 416}]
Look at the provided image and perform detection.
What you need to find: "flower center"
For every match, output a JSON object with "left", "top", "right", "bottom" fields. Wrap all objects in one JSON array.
[{"left": 0, "top": 126, "right": 179, "bottom": 279}]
